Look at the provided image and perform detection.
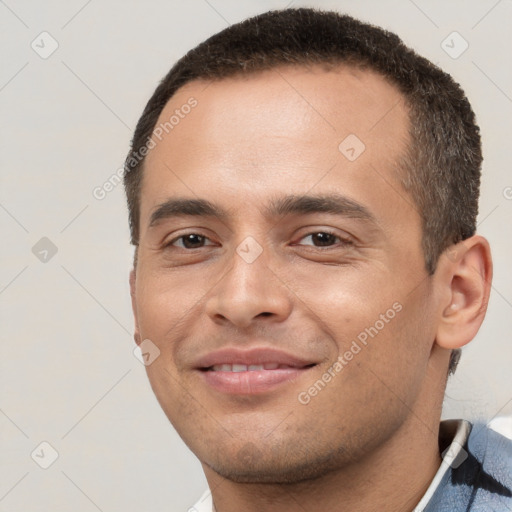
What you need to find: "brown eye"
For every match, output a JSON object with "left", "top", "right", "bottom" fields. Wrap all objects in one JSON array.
[
  {"left": 169, "top": 233, "right": 213, "bottom": 249},
  {"left": 299, "top": 232, "right": 351, "bottom": 247}
]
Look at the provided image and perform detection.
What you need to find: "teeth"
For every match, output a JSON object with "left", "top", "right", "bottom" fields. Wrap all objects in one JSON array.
[{"left": 210, "top": 363, "right": 290, "bottom": 372}]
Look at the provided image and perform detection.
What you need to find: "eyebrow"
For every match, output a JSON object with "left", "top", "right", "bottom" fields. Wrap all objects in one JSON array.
[
  {"left": 265, "top": 194, "right": 377, "bottom": 223},
  {"left": 149, "top": 198, "right": 229, "bottom": 227},
  {"left": 148, "top": 193, "right": 378, "bottom": 228}
]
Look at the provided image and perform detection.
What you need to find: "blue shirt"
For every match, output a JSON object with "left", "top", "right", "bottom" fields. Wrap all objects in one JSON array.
[{"left": 420, "top": 419, "right": 512, "bottom": 511}]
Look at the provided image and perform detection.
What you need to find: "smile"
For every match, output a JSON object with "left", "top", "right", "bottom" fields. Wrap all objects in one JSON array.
[
  {"left": 207, "top": 363, "right": 307, "bottom": 372},
  {"left": 195, "top": 347, "right": 318, "bottom": 394}
]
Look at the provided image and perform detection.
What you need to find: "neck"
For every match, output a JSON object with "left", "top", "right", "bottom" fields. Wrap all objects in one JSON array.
[{"left": 204, "top": 415, "right": 442, "bottom": 512}]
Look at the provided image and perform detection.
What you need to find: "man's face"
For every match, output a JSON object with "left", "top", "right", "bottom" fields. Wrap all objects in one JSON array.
[{"left": 131, "top": 65, "right": 441, "bottom": 482}]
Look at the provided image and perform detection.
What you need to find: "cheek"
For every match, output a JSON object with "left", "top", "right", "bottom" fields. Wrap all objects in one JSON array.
[
  {"left": 289, "top": 264, "right": 430, "bottom": 390},
  {"left": 281, "top": 261, "right": 401, "bottom": 333},
  {"left": 135, "top": 269, "right": 207, "bottom": 339},
  {"left": 294, "top": 303, "right": 429, "bottom": 444}
]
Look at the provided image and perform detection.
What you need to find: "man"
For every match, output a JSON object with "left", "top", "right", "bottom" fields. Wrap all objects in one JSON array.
[{"left": 124, "top": 8, "right": 511, "bottom": 511}]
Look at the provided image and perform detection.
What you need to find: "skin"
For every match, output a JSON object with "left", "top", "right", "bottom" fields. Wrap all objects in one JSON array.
[{"left": 129, "top": 65, "right": 492, "bottom": 511}]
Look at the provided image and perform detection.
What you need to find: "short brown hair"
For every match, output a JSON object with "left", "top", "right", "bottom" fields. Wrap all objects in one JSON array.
[{"left": 124, "top": 7, "right": 482, "bottom": 374}]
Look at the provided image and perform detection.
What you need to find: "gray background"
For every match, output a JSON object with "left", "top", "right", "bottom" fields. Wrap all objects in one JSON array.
[{"left": 1, "top": 0, "right": 511, "bottom": 511}]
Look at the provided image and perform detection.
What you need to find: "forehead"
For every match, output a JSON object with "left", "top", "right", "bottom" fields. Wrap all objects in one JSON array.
[
  {"left": 157, "top": 64, "right": 405, "bottom": 136},
  {"left": 141, "top": 65, "right": 414, "bottom": 232},
  {"left": 145, "top": 64, "right": 409, "bottom": 171}
]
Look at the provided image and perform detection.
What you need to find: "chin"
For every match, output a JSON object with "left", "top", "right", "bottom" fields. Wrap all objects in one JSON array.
[{"left": 202, "top": 442, "right": 348, "bottom": 484}]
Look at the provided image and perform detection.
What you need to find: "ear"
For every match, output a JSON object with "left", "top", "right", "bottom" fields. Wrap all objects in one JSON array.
[
  {"left": 130, "top": 269, "right": 142, "bottom": 346},
  {"left": 435, "top": 235, "right": 492, "bottom": 350}
]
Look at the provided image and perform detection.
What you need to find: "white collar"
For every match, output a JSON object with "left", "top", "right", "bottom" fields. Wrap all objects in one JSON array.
[{"left": 413, "top": 419, "right": 471, "bottom": 511}]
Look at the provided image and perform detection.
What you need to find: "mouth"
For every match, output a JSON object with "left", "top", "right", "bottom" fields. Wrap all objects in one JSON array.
[
  {"left": 203, "top": 362, "right": 316, "bottom": 372},
  {"left": 195, "top": 348, "right": 318, "bottom": 395}
]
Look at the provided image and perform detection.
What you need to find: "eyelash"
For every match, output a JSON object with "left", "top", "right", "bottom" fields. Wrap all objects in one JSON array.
[
  {"left": 164, "top": 230, "right": 353, "bottom": 250},
  {"left": 296, "top": 231, "right": 353, "bottom": 248}
]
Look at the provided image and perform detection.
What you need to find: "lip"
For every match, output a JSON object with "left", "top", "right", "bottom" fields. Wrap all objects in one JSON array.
[
  {"left": 195, "top": 347, "right": 317, "bottom": 370},
  {"left": 195, "top": 347, "right": 317, "bottom": 395}
]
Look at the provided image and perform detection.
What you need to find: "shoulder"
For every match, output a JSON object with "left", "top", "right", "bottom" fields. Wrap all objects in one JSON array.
[
  {"left": 423, "top": 419, "right": 512, "bottom": 512},
  {"left": 448, "top": 420, "right": 512, "bottom": 510},
  {"left": 462, "top": 420, "right": 512, "bottom": 498}
]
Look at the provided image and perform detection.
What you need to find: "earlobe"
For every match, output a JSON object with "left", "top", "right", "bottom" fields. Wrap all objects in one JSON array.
[
  {"left": 129, "top": 269, "right": 142, "bottom": 346},
  {"left": 435, "top": 235, "right": 492, "bottom": 350}
]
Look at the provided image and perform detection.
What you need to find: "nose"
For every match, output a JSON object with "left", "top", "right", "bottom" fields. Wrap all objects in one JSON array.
[{"left": 204, "top": 245, "right": 293, "bottom": 329}]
